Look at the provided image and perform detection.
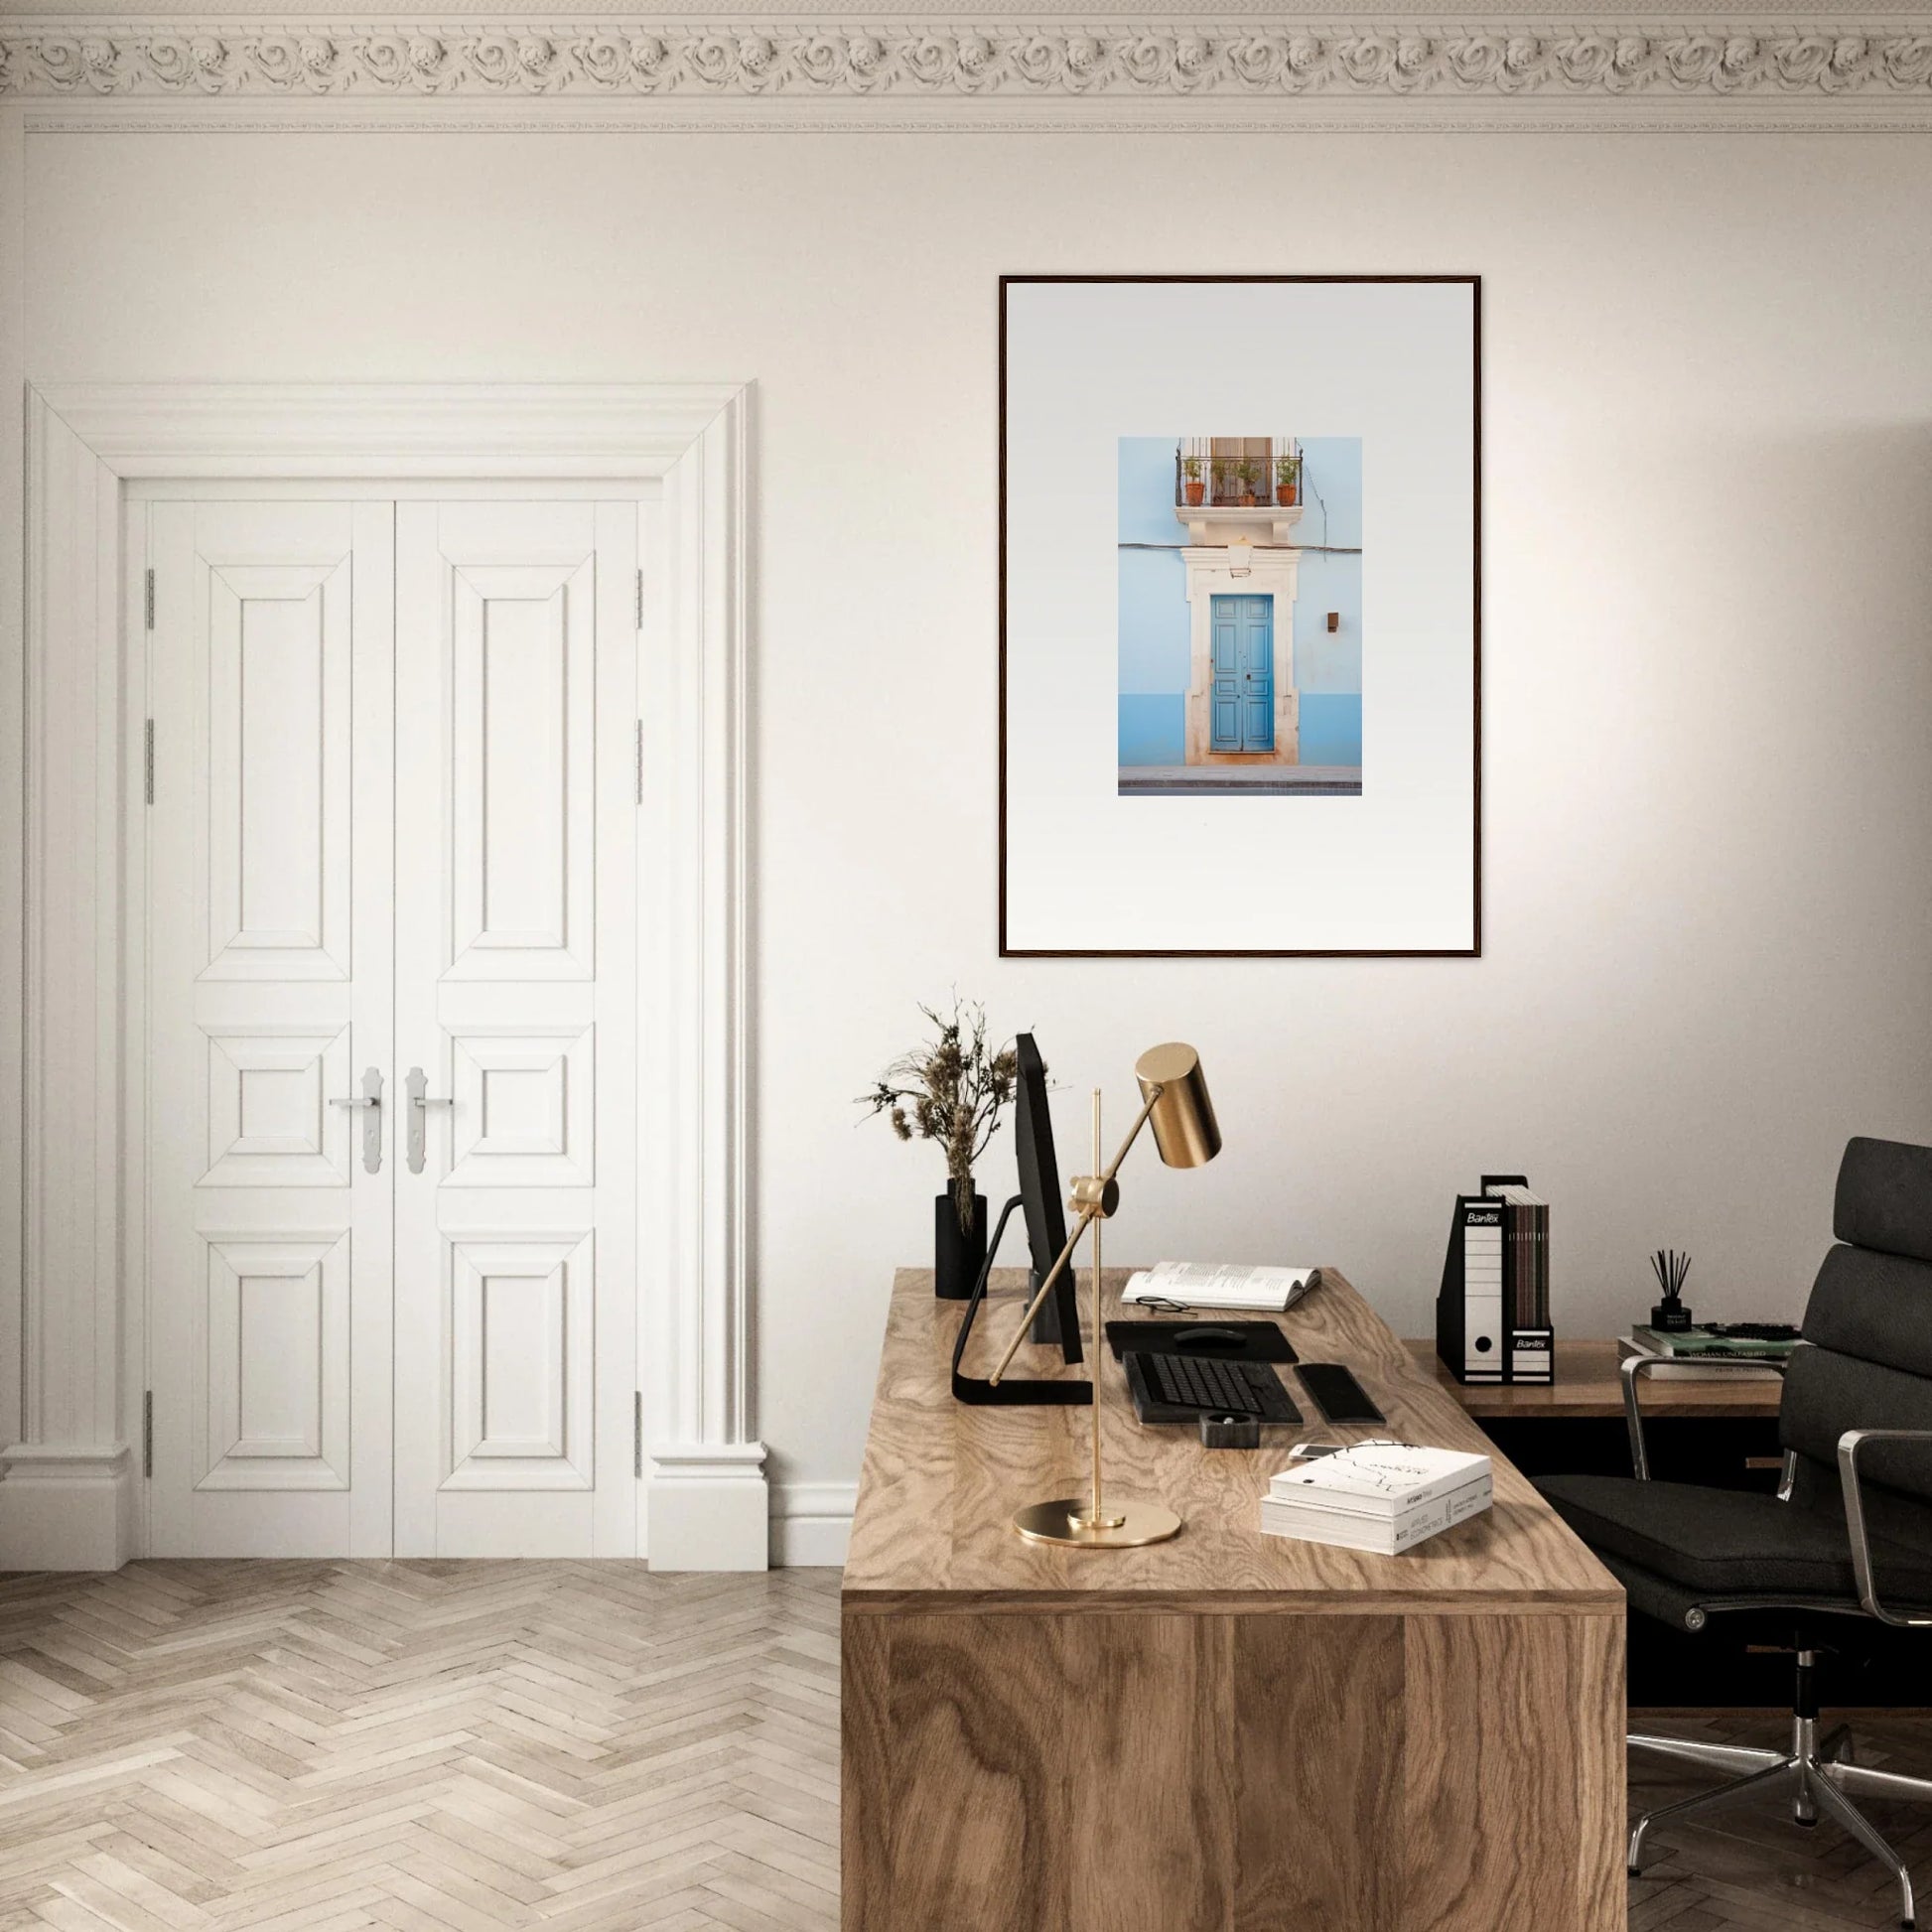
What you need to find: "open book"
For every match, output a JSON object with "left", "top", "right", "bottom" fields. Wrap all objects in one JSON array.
[{"left": 1121, "top": 1261, "right": 1317, "bottom": 1313}]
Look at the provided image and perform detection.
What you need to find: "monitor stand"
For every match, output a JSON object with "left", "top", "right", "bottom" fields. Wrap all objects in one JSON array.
[
  {"left": 1030, "top": 1268, "right": 1075, "bottom": 1347},
  {"left": 951, "top": 1195, "right": 1092, "bottom": 1407}
]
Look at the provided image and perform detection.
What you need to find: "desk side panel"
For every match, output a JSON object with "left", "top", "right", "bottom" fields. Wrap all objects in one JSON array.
[
  {"left": 843, "top": 1603, "right": 1624, "bottom": 1932},
  {"left": 1404, "top": 1611, "right": 1626, "bottom": 1932},
  {"left": 1231, "top": 1613, "right": 1406, "bottom": 1931}
]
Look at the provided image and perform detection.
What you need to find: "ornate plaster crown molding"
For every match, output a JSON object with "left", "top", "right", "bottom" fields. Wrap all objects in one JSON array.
[{"left": 5, "top": 17, "right": 1932, "bottom": 121}]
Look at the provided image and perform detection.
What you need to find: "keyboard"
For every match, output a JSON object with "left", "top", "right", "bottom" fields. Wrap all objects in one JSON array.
[{"left": 1124, "top": 1350, "right": 1303, "bottom": 1426}]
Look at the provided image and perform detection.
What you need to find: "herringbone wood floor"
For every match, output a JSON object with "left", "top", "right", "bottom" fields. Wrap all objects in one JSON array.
[
  {"left": 0, "top": 1563, "right": 1926, "bottom": 1929},
  {"left": 0, "top": 1563, "right": 840, "bottom": 1932}
]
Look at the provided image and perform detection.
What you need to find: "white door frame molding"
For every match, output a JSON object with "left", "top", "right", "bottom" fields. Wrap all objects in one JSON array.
[
  {"left": 1180, "top": 546, "right": 1301, "bottom": 766},
  {"left": 3, "top": 382, "right": 762, "bottom": 1572}
]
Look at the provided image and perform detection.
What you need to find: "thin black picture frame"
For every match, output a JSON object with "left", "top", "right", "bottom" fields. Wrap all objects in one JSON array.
[{"left": 997, "top": 273, "right": 1482, "bottom": 959}]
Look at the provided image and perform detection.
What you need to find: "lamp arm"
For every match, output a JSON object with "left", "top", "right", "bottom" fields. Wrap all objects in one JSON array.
[
  {"left": 1096, "top": 1085, "right": 1165, "bottom": 1189},
  {"left": 987, "top": 1085, "right": 1165, "bottom": 1388},
  {"left": 985, "top": 1207, "right": 1096, "bottom": 1389}
]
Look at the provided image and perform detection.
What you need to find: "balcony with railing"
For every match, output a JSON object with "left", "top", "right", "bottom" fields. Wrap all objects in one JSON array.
[{"left": 1173, "top": 437, "right": 1306, "bottom": 543}]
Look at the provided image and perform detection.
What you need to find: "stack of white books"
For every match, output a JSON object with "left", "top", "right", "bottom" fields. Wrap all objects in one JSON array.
[
  {"left": 1260, "top": 1443, "right": 1493, "bottom": 1556},
  {"left": 1121, "top": 1260, "right": 1317, "bottom": 1312}
]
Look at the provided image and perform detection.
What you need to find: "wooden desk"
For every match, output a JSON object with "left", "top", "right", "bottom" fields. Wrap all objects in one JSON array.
[
  {"left": 843, "top": 1269, "right": 1626, "bottom": 1932},
  {"left": 1408, "top": 1337, "right": 1784, "bottom": 1420}
]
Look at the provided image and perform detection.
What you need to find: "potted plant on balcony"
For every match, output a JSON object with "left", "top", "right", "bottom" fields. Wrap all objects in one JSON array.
[
  {"left": 1237, "top": 462, "right": 1260, "bottom": 508},
  {"left": 1275, "top": 453, "right": 1301, "bottom": 507},
  {"left": 1181, "top": 456, "right": 1205, "bottom": 507}
]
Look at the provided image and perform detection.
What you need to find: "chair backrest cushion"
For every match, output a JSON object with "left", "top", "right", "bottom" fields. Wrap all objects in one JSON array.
[
  {"left": 1782, "top": 1140, "right": 1932, "bottom": 1519},
  {"left": 1836, "top": 1135, "right": 1932, "bottom": 1267}
]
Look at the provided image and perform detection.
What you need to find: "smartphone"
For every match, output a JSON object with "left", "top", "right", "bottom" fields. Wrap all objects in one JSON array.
[{"left": 1297, "top": 1363, "right": 1385, "bottom": 1426}]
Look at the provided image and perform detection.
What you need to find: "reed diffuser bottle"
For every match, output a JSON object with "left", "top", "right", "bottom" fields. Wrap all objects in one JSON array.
[{"left": 1649, "top": 1248, "right": 1693, "bottom": 1332}]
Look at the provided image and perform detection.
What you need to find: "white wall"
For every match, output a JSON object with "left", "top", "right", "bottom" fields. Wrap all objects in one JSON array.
[{"left": 21, "top": 127, "right": 1932, "bottom": 1534}]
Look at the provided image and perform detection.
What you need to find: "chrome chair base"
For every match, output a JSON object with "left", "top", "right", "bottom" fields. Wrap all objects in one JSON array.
[{"left": 1630, "top": 1708, "right": 1932, "bottom": 1929}]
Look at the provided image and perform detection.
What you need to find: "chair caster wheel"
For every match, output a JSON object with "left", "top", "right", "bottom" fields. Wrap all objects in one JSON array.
[
  {"left": 1794, "top": 1816, "right": 1818, "bottom": 1829},
  {"left": 1627, "top": 1868, "right": 1640, "bottom": 1878}
]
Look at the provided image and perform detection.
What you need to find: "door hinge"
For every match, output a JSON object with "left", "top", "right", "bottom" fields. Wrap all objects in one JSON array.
[
  {"left": 144, "top": 568, "right": 155, "bottom": 631},
  {"left": 635, "top": 567, "right": 644, "bottom": 631},
  {"left": 634, "top": 720, "right": 644, "bottom": 806},
  {"left": 144, "top": 720, "right": 155, "bottom": 805},
  {"left": 142, "top": 1391, "right": 153, "bottom": 1478},
  {"left": 633, "top": 1392, "right": 643, "bottom": 1479}
]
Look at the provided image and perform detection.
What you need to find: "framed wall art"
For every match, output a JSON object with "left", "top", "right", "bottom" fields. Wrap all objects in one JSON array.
[{"left": 999, "top": 274, "right": 1480, "bottom": 957}]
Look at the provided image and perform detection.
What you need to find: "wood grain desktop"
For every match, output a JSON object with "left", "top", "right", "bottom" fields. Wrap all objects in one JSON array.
[{"left": 842, "top": 1268, "right": 1627, "bottom": 1932}]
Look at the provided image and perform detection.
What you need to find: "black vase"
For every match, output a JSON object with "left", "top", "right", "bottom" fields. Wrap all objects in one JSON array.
[{"left": 934, "top": 1187, "right": 989, "bottom": 1301}]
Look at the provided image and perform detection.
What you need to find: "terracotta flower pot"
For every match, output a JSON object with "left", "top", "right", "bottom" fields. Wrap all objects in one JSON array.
[
  {"left": 1240, "top": 492, "right": 1257, "bottom": 508},
  {"left": 1183, "top": 482, "right": 1205, "bottom": 506},
  {"left": 1277, "top": 483, "right": 1299, "bottom": 506}
]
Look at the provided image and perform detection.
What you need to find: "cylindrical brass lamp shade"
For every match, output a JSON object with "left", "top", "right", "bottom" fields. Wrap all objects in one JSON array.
[{"left": 1134, "top": 1042, "right": 1221, "bottom": 1169}]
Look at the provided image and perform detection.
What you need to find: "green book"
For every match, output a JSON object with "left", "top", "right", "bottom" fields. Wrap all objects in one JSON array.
[{"left": 1631, "top": 1325, "right": 1797, "bottom": 1360}]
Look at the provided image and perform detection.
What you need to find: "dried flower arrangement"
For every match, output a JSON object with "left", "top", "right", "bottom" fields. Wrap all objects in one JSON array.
[{"left": 860, "top": 998, "right": 1020, "bottom": 1234}]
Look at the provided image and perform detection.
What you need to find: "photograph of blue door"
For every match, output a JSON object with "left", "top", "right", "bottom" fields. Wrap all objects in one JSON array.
[{"left": 1210, "top": 595, "right": 1275, "bottom": 753}]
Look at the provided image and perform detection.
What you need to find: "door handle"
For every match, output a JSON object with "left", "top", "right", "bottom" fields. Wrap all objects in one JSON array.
[
  {"left": 330, "top": 1066, "right": 384, "bottom": 1174},
  {"left": 405, "top": 1065, "right": 454, "bottom": 1175}
]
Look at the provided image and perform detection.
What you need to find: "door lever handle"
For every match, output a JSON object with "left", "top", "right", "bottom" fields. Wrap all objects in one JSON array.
[
  {"left": 405, "top": 1066, "right": 453, "bottom": 1175},
  {"left": 330, "top": 1067, "right": 384, "bottom": 1173}
]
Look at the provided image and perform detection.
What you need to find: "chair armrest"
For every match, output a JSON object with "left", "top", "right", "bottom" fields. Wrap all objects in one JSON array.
[
  {"left": 1621, "top": 1350, "right": 1789, "bottom": 1482},
  {"left": 1837, "top": 1429, "right": 1932, "bottom": 1627}
]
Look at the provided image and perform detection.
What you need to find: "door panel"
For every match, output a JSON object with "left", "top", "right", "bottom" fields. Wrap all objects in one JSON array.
[
  {"left": 393, "top": 501, "right": 637, "bottom": 1558},
  {"left": 449, "top": 561, "right": 595, "bottom": 979},
  {"left": 205, "top": 564, "right": 351, "bottom": 978},
  {"left": 1242, "top": 603, "right": 1275, "bottom": 753},
  {"left": 1210, "top": 596, "right": 1275, "bottom": 754},
  {"left": 147, "top": 500, "right": 395, "bottom": 1557},
  {"left": 1211, "top": 598, "right": 1242, "bottom": 752}
]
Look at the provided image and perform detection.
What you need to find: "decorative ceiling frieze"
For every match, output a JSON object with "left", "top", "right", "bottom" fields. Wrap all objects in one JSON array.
[{"left": 3, "top": 17, "right": 1931, "bottom": 121}]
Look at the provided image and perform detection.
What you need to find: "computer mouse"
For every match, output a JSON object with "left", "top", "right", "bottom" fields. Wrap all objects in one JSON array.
[{"left": 1173, "top": 1325, "right": 1246, "bottom": 1350}]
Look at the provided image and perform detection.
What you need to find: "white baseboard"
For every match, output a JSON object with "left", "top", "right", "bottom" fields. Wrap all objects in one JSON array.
[
  {"left": 645, "top": 1442, "right": 769, "bottom": 1571},
  {"left": 771, "top": 1480, "right": 855, "bottom": 1568},
  {"left": 0, "top": 1445, "right": 135, "bottom": 1571}
]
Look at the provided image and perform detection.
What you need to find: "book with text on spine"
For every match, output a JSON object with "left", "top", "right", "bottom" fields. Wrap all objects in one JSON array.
[{"left": 1260, "top": 1443, "right": 1493, "bottom": 1556}]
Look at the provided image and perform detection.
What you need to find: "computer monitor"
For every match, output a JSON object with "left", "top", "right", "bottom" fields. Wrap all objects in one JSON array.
[
  {"left": 1013, "top": 1034, "right": 1083, "bottom": 1363},
  {"left": 948, "top": 1032, "right": 1089, "bottom": 1405}
]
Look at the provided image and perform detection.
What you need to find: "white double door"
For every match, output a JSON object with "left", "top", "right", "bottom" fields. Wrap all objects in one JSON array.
[{"left": 145, "top": 493, "right": 639, "bottom": 1558}]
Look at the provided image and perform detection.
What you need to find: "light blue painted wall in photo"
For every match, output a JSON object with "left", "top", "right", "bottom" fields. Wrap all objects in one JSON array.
[
  {"left": 1116, "top": 435, "right": 1363, "bottom": 767},
  {"left": 1118, "top": 694, "right": 1185, "bottom": 764},
  {"left": 1118, "top": 436, "right": 1184, "bottom": 545},
  {"left": 1300, "top": 694, "right": 1363, "bottom": 766},
  {"left": 1118, "top": 547, "right": 1190, "bottom": 696}
]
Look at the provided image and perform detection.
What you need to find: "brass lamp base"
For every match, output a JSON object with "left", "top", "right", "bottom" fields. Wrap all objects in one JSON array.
[{"left": 1012, "top": 1496, "right": 1182, "bottom": 1548}]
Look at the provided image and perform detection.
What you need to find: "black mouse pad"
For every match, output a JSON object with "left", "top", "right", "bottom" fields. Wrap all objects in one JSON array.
[{"left": 1104, "top": 1319, "right": 1297, "bottom": 1364}]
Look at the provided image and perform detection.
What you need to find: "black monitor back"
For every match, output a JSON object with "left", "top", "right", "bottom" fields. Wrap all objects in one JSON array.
[{"left": 1014, "top": 1034, "right": 1082, "bottom": 1361}]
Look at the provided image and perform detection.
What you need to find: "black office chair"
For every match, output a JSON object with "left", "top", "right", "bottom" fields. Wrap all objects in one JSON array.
[{"left": 1537, "top": 1136, "right": 1932, "bottom": 1930}]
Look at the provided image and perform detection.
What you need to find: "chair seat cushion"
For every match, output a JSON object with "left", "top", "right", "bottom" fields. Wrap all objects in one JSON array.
[{"left": 1536, "top": 1472, "right": 1932, "bottom": 1601}]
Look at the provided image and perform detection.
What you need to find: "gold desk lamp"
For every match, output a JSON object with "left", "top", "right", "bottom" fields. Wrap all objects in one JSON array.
[{"left": 988, "top": 1041, "right": 1221, "bottom": 1549}]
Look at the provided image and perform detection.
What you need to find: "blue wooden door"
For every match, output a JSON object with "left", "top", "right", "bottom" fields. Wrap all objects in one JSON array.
[{"left": 1209, "top": 596, "right": 1275, "bottom": 753}]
